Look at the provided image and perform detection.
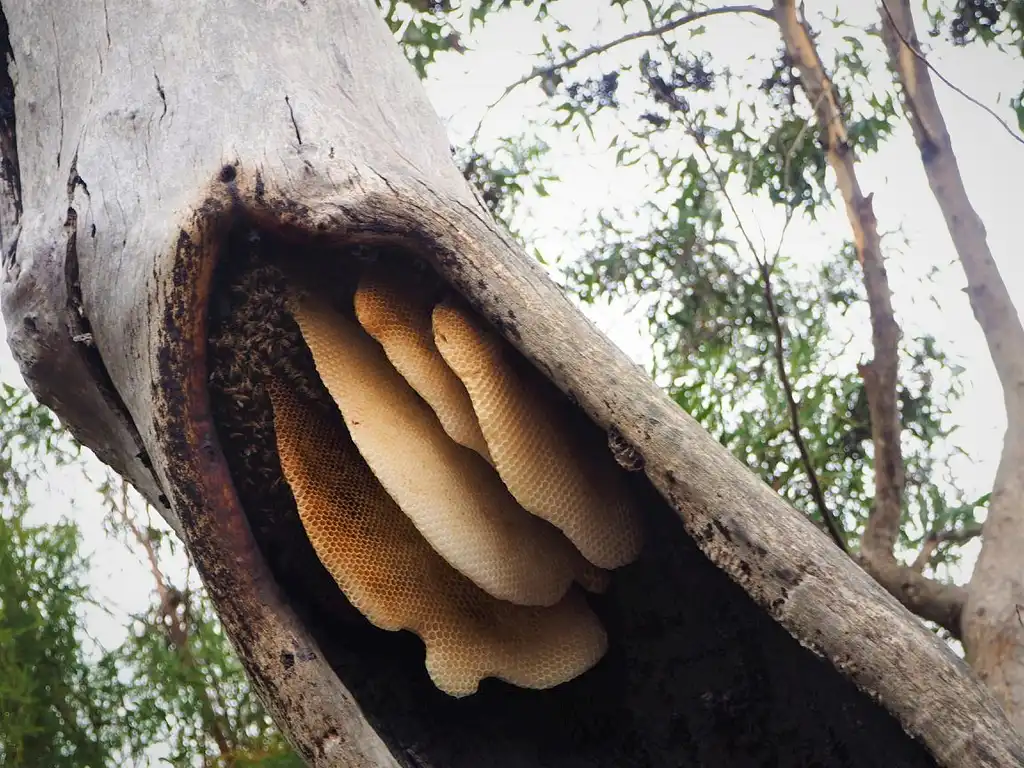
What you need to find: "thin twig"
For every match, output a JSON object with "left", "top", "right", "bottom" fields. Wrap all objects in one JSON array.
[
  {"left": 879, "top": 0, "right": 1024, "bottom": 148},
  {"left": 470, "top": 4, "right": 773, "bottom": 143},
  {"left": 775, "top": 0, "right": 906, "bottom": 560},
  {"left": 117, "top": 479, "right": 171, "bottom": 597},
  {"left": 115, "top": 479, "right": 234, "bottom": 758},
  {"left": 768, "top": 202, "right": 797, "bottom": 272},
  {"left": 759, "top": 259, "right": 848, "bottom": 550},
  {"left": 675, "top": 102, "right": 847, "bottom": 550},
  {"left": 910, "top": 523, "right": 983, "bottom": 571}
]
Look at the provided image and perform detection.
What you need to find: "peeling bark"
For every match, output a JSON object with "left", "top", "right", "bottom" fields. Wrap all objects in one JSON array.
[
  {"left": 880, "top": 0, "right": 1024, "bottom": 731},
  {"left": 0, "top": 0, "right": 1021, "bottom": 766}
]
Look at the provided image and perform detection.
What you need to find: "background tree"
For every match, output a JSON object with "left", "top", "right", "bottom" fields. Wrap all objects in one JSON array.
[
  {"left": 375, "top": 0, "right": 1024, "bottom": 726},
  {"left": 95, "top": 477, "right": 302, "bottom": 767},
  {"left": 0, "top": 385, "right": 301, "bottom": 765},
  {"left": 0, "top": 385, "right": 115, "bottom": 766}
]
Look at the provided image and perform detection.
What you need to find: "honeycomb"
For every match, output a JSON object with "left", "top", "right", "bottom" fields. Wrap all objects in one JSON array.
[
  {"left": 268, "top": 377, "right": 608, "bottom": 696},
  {"left": 353, "top": 265, "right": 494, "bottom": 464},
  {"left": 291, "top": 292, "right": 604, "bottom": 606},
  {"left": 432, "top": 301, "right": 644, "bottom": 569}
]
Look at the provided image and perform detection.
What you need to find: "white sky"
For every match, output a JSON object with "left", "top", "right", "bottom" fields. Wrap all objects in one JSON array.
[{"left": 0, "top": 0, "right": 1021, "bottom": 744}]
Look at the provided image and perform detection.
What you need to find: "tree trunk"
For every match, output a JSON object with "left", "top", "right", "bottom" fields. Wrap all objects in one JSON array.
[
  {"left": 880, "top": 0, "right": 1024, "bottom": 732},
  {"left": 0, "top": 1, "right": 1021, "bottom": 766}
]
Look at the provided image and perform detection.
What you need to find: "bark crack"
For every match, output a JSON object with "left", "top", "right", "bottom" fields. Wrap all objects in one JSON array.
[
  {"left": 154, "top": 72, "right": 167, "bottom": 119},
  {"left": 285, "top": 95, "right": 302, "bottom": 145},
  {"left": 50, "top": 14, "right": 64, "bottom": 169},
  {"left": 0, "top": 6, "right": 21, "bottom": 263},
  {"left": 102, "top": 0, "right": 111, "bottom": 47},
  {"left": 63, "top": 153, "right": 157, "bottom": 493}
]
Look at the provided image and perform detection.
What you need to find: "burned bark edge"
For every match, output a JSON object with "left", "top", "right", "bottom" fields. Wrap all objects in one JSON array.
[{"left": 149, "top": 193, "right": 399, "bottom": 767}]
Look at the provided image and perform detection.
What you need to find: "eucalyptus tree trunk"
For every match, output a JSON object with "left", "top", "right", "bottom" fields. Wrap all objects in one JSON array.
[
  {"left": 879, "top": 0, "right": 1024, "bottom": 732},
  {"left": 0, "top": 1, "right": 1021, "bottom": 766}
]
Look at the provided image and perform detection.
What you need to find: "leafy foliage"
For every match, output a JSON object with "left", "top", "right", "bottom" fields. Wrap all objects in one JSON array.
[
  {"left": 925, "top": 0, "right": 1024, "bottom": 128},
  {"left": 0, "top": 389, "right": 115, "bottom": 766},
  {"left": 98, "top": 584, "right": 299, "bottom": 767},
  {"left": 0, "top": 511, "right": 117, "bottom": 767},
  {"left": 0, "top": 384, "right": 78, "bottom": 504},
  {"left": 397, "top": 0, "right": 988, "bottom": 572},
  {"left": 93, "top": 476, "right": 302, "bottom": 768},
  {"left": 0, "top": 386, "right": 299, "bottom": 766},
  {"left": 457, "top": 136, "right": 557, "bottom": 231},
  {"left": 525, "top": 0, "right": 965, "bottom": 556},
  {"left": 377, "top": 0, "right": 526, "bottom": 77}
]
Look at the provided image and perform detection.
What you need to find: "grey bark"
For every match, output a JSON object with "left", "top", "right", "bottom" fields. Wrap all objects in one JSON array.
[
  {"left": 771, "top": 0, "right": 975, "bottom": 637},
  {"left": 0, "top": 0, "right": 1021, "bottom": 766},
  {"left": 880, "top": 0, "right": 1024, "bottom": 731}
]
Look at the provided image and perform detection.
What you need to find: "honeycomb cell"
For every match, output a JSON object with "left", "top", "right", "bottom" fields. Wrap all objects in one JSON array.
[{"left": 432, "top": 301, "right": 644, "bottom": 569}]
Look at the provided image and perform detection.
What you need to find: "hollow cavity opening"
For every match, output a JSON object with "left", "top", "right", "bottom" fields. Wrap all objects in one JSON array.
[
  {"left": 205, "top": 227, "right": 644, "bottom": 699},
  {"left": 202, "top": 225, "right": 939, "bottom": 768}
]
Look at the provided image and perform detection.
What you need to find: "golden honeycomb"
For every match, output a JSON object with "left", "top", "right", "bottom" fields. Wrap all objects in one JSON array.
[
  {"left": 431, "top": 301, "right": 644, "bottom": 569},
  {"left": 353, "top": 265, "right": 494, "bottom": 464},
  {"left": 268, "top": 378, "right": 608, "bottom": 697},
  {"left": 291, "top": 292, "right": 603, "bottom": 606},
  {"left": 260, "top": 267, "right": 649, "bottom": 695}
]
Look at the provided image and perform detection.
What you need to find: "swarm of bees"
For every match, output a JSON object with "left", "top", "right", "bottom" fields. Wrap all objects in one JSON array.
[{"left": 207, "top": 246, "right": 644, "bottom": 696}]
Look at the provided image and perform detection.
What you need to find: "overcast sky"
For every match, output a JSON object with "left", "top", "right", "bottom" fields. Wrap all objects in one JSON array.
[{"left": 0, "top": 0, "right": 1021, "bottom": 746}]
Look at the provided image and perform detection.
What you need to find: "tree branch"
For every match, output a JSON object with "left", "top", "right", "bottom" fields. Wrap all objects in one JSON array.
[
  {"left": 878, "top": 0, "right": 1024, "bottom": 415},
  {"left": 878, "top": 2, "right": 1024, "bottom": 148},
  {"left": 771, "top": 0, "right": 973, "bottom": 637},
  {"left": 772, "top": 0, "right": 904, "bottom": 563},
  {"left": 854, "top": 552, "right": 968, "bottom": 635},
  {"left": 650, "top": 49, "right": 849, "bottom": 550},
  {"left": 117, "top": 480, "right": 173, "bottom": 601},
  {"left": 759, "top": 258, "right": 847, "bottom": 551},
  {"left": 471, "top": 4, "right": 773, "bottom": 142},
  {"left": 880, "top": 0, "right": 1024, "bottom": 727},
  {"left": 911, "top": 523, "right": 984, "bottom": 572}
]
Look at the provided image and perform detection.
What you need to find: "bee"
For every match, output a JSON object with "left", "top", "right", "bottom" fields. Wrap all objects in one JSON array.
[{"left": 607, "top": 426, "right": 645, "bottom": 472}]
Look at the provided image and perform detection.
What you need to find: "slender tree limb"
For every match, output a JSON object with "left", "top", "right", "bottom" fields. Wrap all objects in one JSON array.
[
  {"left": 650, "top": 51, "right": 849, "bottom": 550},
  {"left": 880, "top": 0, "right": 1024, "bottom": 728},
  {"left": 878, "top": 1, "right": 1024, "bottom": 148},
  {"left": 878, "top": 0, "right": 1024, "bottom": 412},
  {"left": 471, "top": 4, "right": 773, "bottom": 142},
  {"left": 911, "top": 523, "right": 984, "bottom": 572},
  {"left": 758, "top": 259, "right": 847, "bottom": 551},
  {"left": 853, "top": 552, "right": 968, "bottom": 636},
  {"left": 118, "top": 482, "right": 173, "bottom": 597},
  {"left": 772, "top": 0, "right": 904, "bottom": 563},
  {"left": 771, "top": 0, "right": 974, "bottom": 637}
]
